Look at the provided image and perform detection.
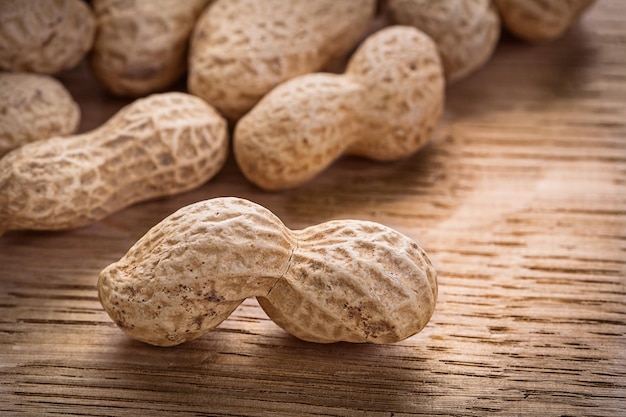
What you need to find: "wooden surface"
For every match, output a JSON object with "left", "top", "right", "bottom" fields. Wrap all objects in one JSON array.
[{"left": 1, "top": 2, "right": 625, "bottom": 416}]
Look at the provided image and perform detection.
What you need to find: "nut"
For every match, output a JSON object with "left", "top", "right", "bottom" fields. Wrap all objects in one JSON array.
[
  {"left": 90, "top": 0, "right": 210, "bottom": 96},
  {"left": 0, "top": 0, "right": 96, "bottom": 74},
  {"left": 0, "top": 92, "right": 228, "bottom": 234},
  {"left": 0, "top": 72, "right": 80, "bottom": 156},
  {"left": 234, "top": 26, "right": 444, "bottom": 191},
  {"left": 387, "top": 0, "right": 501, "bottom": 83},
  {"left": 98, "top": 197, "right": 438, "bottom": 346},
  {"left": 188, "top": 0, "right": 376, "bottom": 121},
  {"left": 494, "top": 0, "right": 596, "bottom": 42}
]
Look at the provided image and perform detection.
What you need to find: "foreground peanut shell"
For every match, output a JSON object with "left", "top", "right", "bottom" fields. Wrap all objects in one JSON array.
[
  {"left": 0, "top": 72, "right": 80, "bottom": 156},
  {"left": 234, "top": 26, "right": 445, "bottom": 191},
  {"left": 90, "top": 0, "right": 211, "bottom": 96},
  {"left": 387, "top": 0, "right": 501, "bottom": 83},
  {"left": 0, "top": 0, "right": 96, "bottom": 74},
  {"left": 0, "top": 93, "right": 228, "bottom": 234},
  {"left": 494, "top": 0, "right": 596, "bottom": 42},
  {"left": 188, "top": 0, "right": 376, "bottom": 121},
  {"left": 98, "top": 197, "right": 438, "bottom": 346}
]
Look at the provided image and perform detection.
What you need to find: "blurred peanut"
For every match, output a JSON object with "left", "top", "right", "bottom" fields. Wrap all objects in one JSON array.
[
  {"left": 494, "top": 0, "right": 596, "bottom": 42},
  {"left": 234, "top": 26, "right": 444, "bottom": 191},
  {"left": 0, "top": 0, "right": 95, "bottom": 74},
  {"left": 387, "top": 0, "right": 501, "bottom": 82},
  {"left": 0, "top": 93, "right": 228, "bottom": 234},
  {"left": 90, "top": 0, "right": 210, "bottom": 96},
  {"left": 0, "top": 72, "right": 79, "bottom": 156},
  {"left": 188, "top": 0, "right": 376, "bottom": 121}
]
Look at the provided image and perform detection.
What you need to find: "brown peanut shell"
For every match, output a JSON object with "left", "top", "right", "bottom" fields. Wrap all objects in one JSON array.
[
  {"left": 90, "top": 0, "right": 211, "bottom": 96},
  {"left": 188, "top": 0, "right": 376, "bottom": 121},
  {"left": 494, "top": 0, "right": 596, "bottom": 42},
  {"left": 387, "top": 0, "right": 501, "bottom": 82},
  {"left": 0, "top": 92, "right": 228, "bottom": 234},
  {"left": 0, "top": 72, "right": 80, "bottom": 156},
  {"left": 0, "top": 0, "right": 95, "bottom": 74},
  {"left": 98, "top": 197, "right": 437, "bottom": 346},
  {"left": 233, "top": 26, "right": 445, "bottom": 191}
]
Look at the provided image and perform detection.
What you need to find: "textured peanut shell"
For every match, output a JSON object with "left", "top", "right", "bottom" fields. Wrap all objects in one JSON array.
[
  {"left": 234, "top": 26, "right": 444, "bottom": 191},
  {"left": 188, "top": 0, "right": 376, "bottom": 121},
  {"left": 0, "top": 72, "right": 80, "bottom": 156},
  {"left": 0, "top": 0, "right": 96, "bottom": 74},
  {"left": 494, "top": 0, "right": 596, "bottom": 43},
  {"left": 0, "top": 93, "right": 228, "bottom": 234},
  {"left": 98, "top": 197, "right": 437, "bottom": 346},
  {"left": 387, "top": 0, "right": 501, "bottom": 83},
  {"left": 90, "top": 0, "right": 210, "bottom": 96}
]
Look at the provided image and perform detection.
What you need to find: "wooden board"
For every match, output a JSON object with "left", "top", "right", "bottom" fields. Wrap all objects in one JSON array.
[{"left": 1, "top": 2, "right": 625, "bottom": 416}]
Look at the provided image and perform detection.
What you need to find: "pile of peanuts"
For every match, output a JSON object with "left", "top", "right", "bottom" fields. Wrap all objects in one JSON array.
[{"left": 0, "top": 0, "right": 595, "bottom": 346}]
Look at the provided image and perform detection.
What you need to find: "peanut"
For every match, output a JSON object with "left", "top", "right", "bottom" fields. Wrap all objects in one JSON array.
[
  {"left": 387, "top": 0, "right": 501, "bottom": 83},
  {"left": 0, "top": 93, "right": 228, "bottom": 234},
  {"left": 0, "top": 72, "right": 80, "bottom": 156},
  {"left": 234, "top": 26, "right": 444, "bottom": 191},
  {"left": 0, "top": 0, "right": 96, "bottom": 74},
  {"left": 494, "top": 0, "right": 596, "bottom": 43},
  {"left": 188, "top": 0, "right": 376, "bottom": 121},
  {"left": 90, "top": 0, "right": 210, "bottom": 96},
  {"left": 98, "top": 197, "right": 437, "bottom": 346}
]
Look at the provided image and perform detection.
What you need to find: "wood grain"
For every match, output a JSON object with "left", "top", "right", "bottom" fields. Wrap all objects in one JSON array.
[{"left": 1, "top": 1, "right": 625, "bottom": 416}]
